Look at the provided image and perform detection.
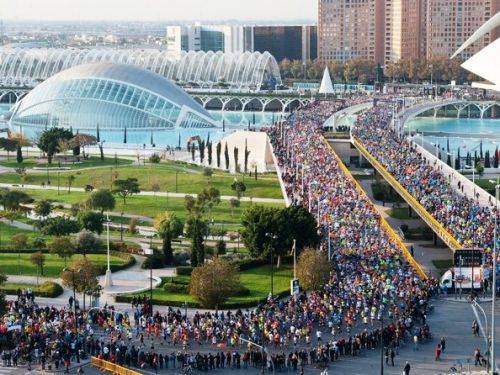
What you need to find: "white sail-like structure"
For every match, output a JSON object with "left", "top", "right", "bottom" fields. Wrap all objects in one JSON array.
[
  {"left": 452, "top": 11, "right": 500, "bottom": 92},
  {"left": 319, "top": 67, "right": 334, "bottom": 94}
]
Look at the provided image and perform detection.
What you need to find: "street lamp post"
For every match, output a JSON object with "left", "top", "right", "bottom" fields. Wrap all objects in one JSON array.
[
  {"left": 104, "top": 214, "right": 113, "bottom": 287},
  {"left": 380, "top": 317, "right": 384, "bottom": 375},
  {"left": 491, "top": 181, "right": 499, "bottom": 374}
]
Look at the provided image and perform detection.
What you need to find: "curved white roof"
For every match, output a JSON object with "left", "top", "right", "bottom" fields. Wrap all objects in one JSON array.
[
  {"left": 40, "top": 62, "right": 211, "bottom": 118},
  {"left": 0, "top": 48, "right": 282, "bottom": 90}
]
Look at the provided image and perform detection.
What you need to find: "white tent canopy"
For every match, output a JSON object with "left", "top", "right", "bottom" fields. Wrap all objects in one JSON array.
[{"left": 319, "top": 67, "right": 334, "bottom": 94}]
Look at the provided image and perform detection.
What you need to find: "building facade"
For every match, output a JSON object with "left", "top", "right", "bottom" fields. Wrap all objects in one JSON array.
[
  {"left": 424, "top": 0, "right": 500, "bottom": 59},
  {"left": 318, "top": 0, "right": 384, "bottom": 63},
  {"left": 384, "top": 0, "right": 423, "bottom": 64},
  {"left": 166, "top": 24, "right": 317, "bottom": 62}
]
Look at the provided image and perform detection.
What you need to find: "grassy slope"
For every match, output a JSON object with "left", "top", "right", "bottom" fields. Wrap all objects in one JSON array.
[
  {"left": 0, "top": 156, "right": 132, "bottom": 170},
  {"left": 0, "top": 253, "right": 127, "bottom": 277},
  {"left": 0, "top": 160, "right": 283, "bottom": 199},
  {"left": 22, "top": 189, "right": 283, "bottom": 229}
]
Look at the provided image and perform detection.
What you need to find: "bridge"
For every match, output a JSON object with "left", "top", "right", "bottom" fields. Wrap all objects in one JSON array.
[
  {"left": 0, "top": 86, "right": 313, "bottom": 113},
  {"left": 188, "top": 91, "right": 313, "bottom": 112},
  {"left": 352, "top": 99, "right": 500, "bottom": 253},
  {"left": 400, "top": 98, "right": 500, "bottom": 123}
]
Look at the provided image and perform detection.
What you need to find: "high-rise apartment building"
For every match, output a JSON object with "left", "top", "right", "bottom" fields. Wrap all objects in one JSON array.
[
  {"left": 384, "top": 0, "right": 423, "bottom": 63},
  {"left": 318, "top": 0, "right": 384, "bottom": 63},
  {"left": 425, "top": 0, "right": 500, "bottom": 59}
]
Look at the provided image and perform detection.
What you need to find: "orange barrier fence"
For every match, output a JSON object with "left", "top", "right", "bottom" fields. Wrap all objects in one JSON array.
[
  {"left": 352, "top": 137, "right": 461, "bottom": 252},
  {"left": 323, "top": 137, "right": 428, "bottom": 280},
  {"left": 91, "top": 357, "right": 142, "bottom": 375}
]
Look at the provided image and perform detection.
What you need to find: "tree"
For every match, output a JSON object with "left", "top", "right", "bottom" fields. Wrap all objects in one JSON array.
[
  {"left": 16, "top": 143, "right": 23, "bottom": 164},
  {"left": 240, "top": 205, "right": 289, "bottom": 259},
  {"left": 87, "top": 189, "right": 116, "bottom": 213},
  {"left": 185, "top": 214, "right": 208, "bottom": 267},
  {"left": 0, "top": 190, "right": 31, "bottom": 211},
  {"left": 154, "top": 212, "right": 183, "bottom": 266},
  {"left": 11, "top": 233, "right": 28, "bottom": 251},
  {"left": 77, "top": 211, "right": 105, "bottom": 234},
  {"left": 224, "top": 143, "right": 230, "bottom": 170},
  {"left": 494, "top": 147, "right": 499, "bottom": 169},
  {"left": 207, "top": 141, "right": 213, "bottom": 166},
  {"left": 0, "top": 137, "right": 18, "bottom": 160},
  {"left": 229, "top": 198, "right": 240, "bottom": 217},
  {"left": 40, "top": 216, "right": 80, "bottom": 236},
  {"left": 189, "top": 258, "right": 242, "bottom": 308},
  {"left": 34, "top": 199, "right": 52, "bottom": 222},
  {"left": 203, "top": 167, "right": 213, "bottom": 182},
  {"left": 476, "top": 161, "right": 485, "bottom": 176},
  {"left": 30, "top": 251, "right": 46, "bottom": 285},
  {"left": 113, "top": 178, "right": 140, "bottom": 204},
  {"left": 233, "top": 147, "right": 239, "bottom": 172},
  {"left": 484, "top": 150, "right": 491, "bottom": 168},
  {"left": 70, "top": 133, "right": 97, "bottom": 158},
  {"left": 32, "top": 237, "right": 46, "bottom": 251},
  {"left": 296, "top": 248, "right": 331, "bottom": 291},
  {"left": 149, "top": 153, "right": 161, "bottom": 163},
  {"left": 231, "top": 180, "right": 246, "bottom": 199},
  {"left": 191, "top": 145, "right": 195, "bottom": 161},
  {"left": 67, "top": 174, "right": 75, "bottom": 193},
  {"left": 216, "top": 142, "right": 222, "bottom": 168},
  {"left": 48, "top": 236, "right": 74, "bottom": 267},
  {"left": 0, "top": 273, "right": 8, "bottom": 316},
  {"left": 199, "top": 140, "right": 205, "bottom": 163},
  {"left": 75, "top": 229, "right": 102, "bottom": 257},
  {"left": 61, "top": 257, "right": 99, "bottom": 310},
  {"left": 282, "top": 205, "right": 320, "bottom": 253},
  {"left": 244, "top": 140, "right": 250, "bottom": 173},
  {"left": 37, "top": 127, "right": 73, "bottom": 164}
]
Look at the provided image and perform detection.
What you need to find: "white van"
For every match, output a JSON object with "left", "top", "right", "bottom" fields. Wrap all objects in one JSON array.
[{"left": 440, "top": 266, "right": 483, "bottom": 290}]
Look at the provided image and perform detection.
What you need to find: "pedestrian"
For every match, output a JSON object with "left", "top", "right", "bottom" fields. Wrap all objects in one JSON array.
[
  {"left": 474, "top": 348, "right": 483, "bottom": 366},
  {"left": 390, "top": 348, "right": 395, "bottom": 366},
  {"left": 440, "top": 336, "right": 446, "bottom": 353},
  {"left": 403, "top": 361, "right": 411, "bottom": 375},
  {"left": 385, "top": 347, "right": 389, "bottom": 365},
  {"left": 435, "top": 343, "right": 441, "bottom": 361},
  {"left": 413, "top": 334, "right": 418, "bottom": 351}
]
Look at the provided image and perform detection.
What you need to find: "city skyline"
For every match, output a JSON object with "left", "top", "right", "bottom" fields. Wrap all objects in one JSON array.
[{"left": 0, "top": 0, "right": 318, "bottom": 22}]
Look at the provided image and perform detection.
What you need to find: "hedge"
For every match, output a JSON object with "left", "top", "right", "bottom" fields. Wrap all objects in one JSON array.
[
  {"left": 116, "top": 288, "right": 289, "bottom": 309},
  {"left": 176, "top": 266, "right": 193, "bottom": 276},
  {"left": 94, "top": 252, "right": 136, "bottom": 275},
  {"left": 0, "top": 281, "right": 64, "bottom": 298}
]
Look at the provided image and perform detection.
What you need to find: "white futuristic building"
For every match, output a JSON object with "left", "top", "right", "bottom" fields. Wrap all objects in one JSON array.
[
  {"left": 0, "top": 48, "right": 282, "bottom": 90},
  {"left": 452, "top": 12, "right": 500, "bottom": 92},
  {"left": 9, "top": 62, "right": 217, "bottom": 141}
]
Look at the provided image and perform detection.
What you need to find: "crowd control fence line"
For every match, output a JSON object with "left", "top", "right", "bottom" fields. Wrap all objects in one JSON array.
[
  {"left": 323, "top": 137, "right": 428, "bottom": 280},
  {"left": 91, "top": 357, "right": 142, "bottom": 375},
  {"left": 352, "top": 136, "right": 461, "bottom": 252}
]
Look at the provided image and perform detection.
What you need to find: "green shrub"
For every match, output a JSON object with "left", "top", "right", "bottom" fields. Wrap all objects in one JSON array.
[
  {"left": 164, "top": 283, "right": 188, "bottom": 293},
  {"left": 141, "top": 252, "right": 165, "bottom": 269},
  {"left": 0, "top": 281, "right": 63, "bottom": 298},
  {"left": 176, "top": 266, "right": 193, "bottom": 276}
]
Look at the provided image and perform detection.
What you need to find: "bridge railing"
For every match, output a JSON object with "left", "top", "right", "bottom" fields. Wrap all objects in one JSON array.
[
  {"left": 91, "top": 357, "right": 142, "bottom": 375},
  {"left": 323, "top": 137, "right": 428, "bottom": 280},
  {"left": 352, "top": 137, "right": 461, "bottom": 252}
]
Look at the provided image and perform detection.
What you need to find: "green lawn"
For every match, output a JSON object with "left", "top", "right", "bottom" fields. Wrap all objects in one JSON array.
[
  {"left": 388, "top": 207, "right": 413, "bottom": 220},
  {"left": 0, "top": 156, "right": 133, "bottom": 170},
  {"left": 0, "top": 159, "right": 283, "bottom": 199},
  {"left": 21, "top": 189, "right": 283, "bottom": 228},
  {"left": 125, "top": 264, "right": 293, "bottom": 307},
  {"left": 0, "top": 253, "right": 128, "bottom": 277}
]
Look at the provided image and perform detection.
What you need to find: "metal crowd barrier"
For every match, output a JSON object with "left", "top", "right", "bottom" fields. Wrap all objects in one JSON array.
[
  {"left": 91, "top": 357, "right": 142, "bottom": 375},
  {"left": 323, "top": 137, "right": 428, "bottom": 280},
  {"left": 352, "top": 137, "right": 461, "bottom": 252}
]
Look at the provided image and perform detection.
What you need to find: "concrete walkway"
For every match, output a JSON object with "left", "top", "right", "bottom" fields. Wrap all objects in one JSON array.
[{"left": 0, "top": 182, "right": 284, "bottom": 204}]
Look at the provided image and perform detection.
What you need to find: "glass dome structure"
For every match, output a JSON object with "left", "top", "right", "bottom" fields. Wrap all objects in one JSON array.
[
  {"left": 9, "top": 62, "right": 217, "bottom": 138},
  {"left": 0, "top": 48, "right": 282, "bottom": 90}
]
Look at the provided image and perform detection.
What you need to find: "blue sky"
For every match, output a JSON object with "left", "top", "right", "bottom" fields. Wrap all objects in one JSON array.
[{"left": 0, "top": 0, "right": 317, "bottom": 22}]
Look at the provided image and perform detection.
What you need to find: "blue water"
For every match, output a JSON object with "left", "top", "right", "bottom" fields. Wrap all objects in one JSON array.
[
  {"left": 0, "top": 104, "right": 283, "bottom": 147},
  {"left": 406, "top": 117, "right": 500, "bottom": 154}
]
